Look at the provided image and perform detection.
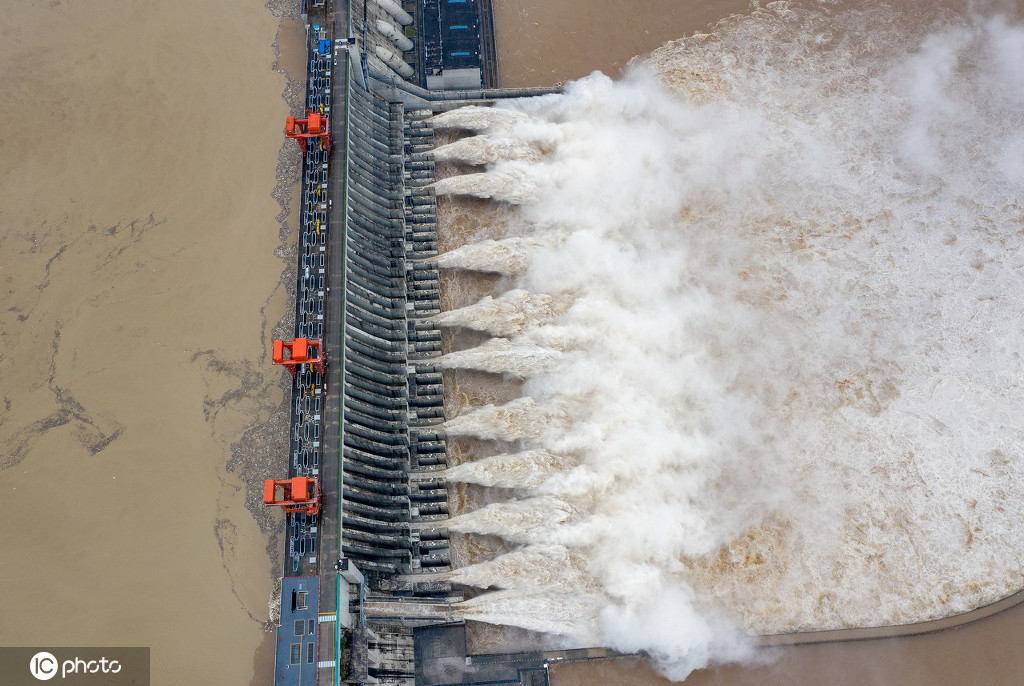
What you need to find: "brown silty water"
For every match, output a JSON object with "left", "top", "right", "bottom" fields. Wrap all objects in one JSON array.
[
  {"left": 435, "top": 0, "right": 1024, "bottom": 681},
  {"left": 0, "top": 1, "right": 308, "bottom": 684}
]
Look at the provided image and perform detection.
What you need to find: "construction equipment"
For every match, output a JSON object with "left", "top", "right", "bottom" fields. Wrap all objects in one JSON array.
[
  {"left": 263, "top": 476, "right": 321, "bottom": 515},
  {"left": 286, "top": 109, "right": 331, "bottom": 154},
  {"left": 272, "top": 338, "right": 326, "bottom": 378}
]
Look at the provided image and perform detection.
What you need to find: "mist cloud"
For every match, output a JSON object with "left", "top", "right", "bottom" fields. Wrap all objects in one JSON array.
[{"left": 433, "top": 2, "right": 1024, "bottom": 679}]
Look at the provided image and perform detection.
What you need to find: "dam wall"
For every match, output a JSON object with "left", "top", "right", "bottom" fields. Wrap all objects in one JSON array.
[
  {"left": 338, "top": 80, "right": 460, "bottom": 582},
  {"left": 271, "top": 4, "right": 562, "bottom": 684}
]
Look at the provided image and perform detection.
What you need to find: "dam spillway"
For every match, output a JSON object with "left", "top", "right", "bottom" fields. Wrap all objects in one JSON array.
[
  {"left": 271, "top": 2, "right": 1024, "bottom": 684},
  {"left": 269, "top": 2, "right": 559, "bottom": 685}
]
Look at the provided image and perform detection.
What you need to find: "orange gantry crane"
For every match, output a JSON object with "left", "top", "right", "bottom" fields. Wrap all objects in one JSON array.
[
  {"left": 285, "top": 110, "right": 331, "bottom": 154},
  {"left": 272, "top": 338, "right": 326, "bottom": 378},
  {"left": 262, "top": 476, "right": 321, "bottom": 515}
]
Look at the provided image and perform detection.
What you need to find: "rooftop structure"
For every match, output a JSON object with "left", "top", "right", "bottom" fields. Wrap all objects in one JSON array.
[{"left": 274, "top": 577, "right": 321, "bottom": 686}]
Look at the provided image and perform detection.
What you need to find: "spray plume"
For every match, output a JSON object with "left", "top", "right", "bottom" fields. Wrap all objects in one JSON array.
[
  {"left": 436, "top": 234, "right": 565, "bottom": 275},
  {"left": 429, "top": 105, "right": 526, "bottom": 132},
  {"left": 444, "top": 449, "right": 576, "bottom": 489},
  {"left": 441, "top": 337, "right": 564, "bottom": 379},
  {"left": 432, "top": 289, "right": 568, "bottom": 337},
  {"left": 432, "top": 136, "right": 542, "bottom": 165},
  {"left": 443, "top": 397, "right": 570, "bottom": 442},
  {"left": 437, "top": 2, "right": 1024, "bottom": 679}
]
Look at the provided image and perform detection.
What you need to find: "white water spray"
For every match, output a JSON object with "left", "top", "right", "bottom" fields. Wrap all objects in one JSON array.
[
  {"left": 445, "top": 449, "right": 575, "bottom": 489},
  {"left": 436, "top": 234, "right": 564, "bottom": 275},
  {"left": 429, "top": 105, "right": 526, "bottom": 132},
  {"left": 433, "top": 169, "right": 540, "bottom": 204},
  {"left": 437, "top": 2, "right": 1024, "bottom": 679},
  {"left": 432, "top": 136, "right": 541, "bottom": 166},
  {"left": 441, "top": 338, "right": 564, "bottom": 379},
  {"left": 447, "top": 497, "right": 578, "bottom": 544},
  {"left": 432, "top": 289, "right": 567, "bottom": 337},
  {"left": 443, "top": 397, "right": 570, "bottom": 442},
  {"left": 449, "top": 544, "right": 592, "bottom": 592}
]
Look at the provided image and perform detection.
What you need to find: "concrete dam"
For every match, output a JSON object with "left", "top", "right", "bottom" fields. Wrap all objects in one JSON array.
[
  {"left": 268, "top": 2, "right": 1024, "bottom": 685},
  {"left": 267, "top": 2, "right": 561, "bottom": 685}
]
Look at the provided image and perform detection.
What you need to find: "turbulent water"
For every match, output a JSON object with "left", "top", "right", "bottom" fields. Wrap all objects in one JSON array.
[
  {"left": 433, "top": 136, "right": 542, "bottom": 166},
  {"left": 433, "top": 288, "right": 570, "bottom": 337},
  {"left": 444, "top": 449, "right": 576, "bottom": 488},
  {"left": 435, "top": 234, "right": 565, "bottom": 275},
  {"left": 432, "top": 2, "right": 1024, "bottom": 679},
  {"left": 441, "top": 337, "right": 565, "bottom": 379}
]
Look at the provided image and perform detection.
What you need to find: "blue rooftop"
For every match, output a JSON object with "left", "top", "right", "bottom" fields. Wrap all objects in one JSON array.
[{"left": 274, "top": 576, "right": 320, "bottom": 686}]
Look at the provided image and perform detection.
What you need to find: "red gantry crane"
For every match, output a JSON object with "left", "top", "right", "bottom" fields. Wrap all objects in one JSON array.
[
  {"left": 262, "top": 476, "right": 321, "bottom": 515},
  {"left": 285, "top": 110, "right": 331, "bottom": 154},
  {"left": 272, "top": 338, "right": 326, "bottom": 379}
]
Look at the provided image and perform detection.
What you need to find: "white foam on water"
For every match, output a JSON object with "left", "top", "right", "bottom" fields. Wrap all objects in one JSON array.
[
  {"left": 438, "top": 2, "right": 1024, "bottom": 679},
  {"left": 446, "top": 496, "right": 579, "bottom": 542},
  {"left": 436, "top": 234, "right": 566, "bottom": 275},
  {"left": 432, "top": 169, "right": 540, "bottom": 204},
  {"left": 432, "top": 289, "right": 568, "bottom": 337},
  {"left": 443, "top": 396, "right": 570, "bottom": 442},
  {"left": 429, "top": 105, "right": 527, "bottom": 132},
  {"left": 459, "top": 588, "right": 607, "bottom": 644},
  {"left": 432, "top": 135, "right": 542, "bottom": 165},
  {"left": 449, "top": 544, "right": 591, "bottom": 592},
  {"left": 441, "top": 337, "right": 565, "bottom": 379},
  {"left": 444, "top": 449, "right": 576, "bottom": 488}
]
